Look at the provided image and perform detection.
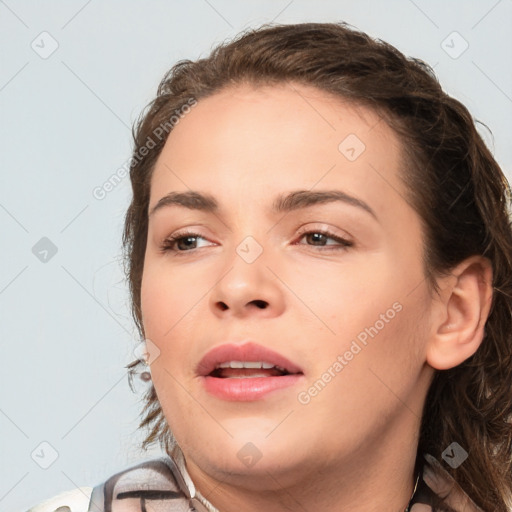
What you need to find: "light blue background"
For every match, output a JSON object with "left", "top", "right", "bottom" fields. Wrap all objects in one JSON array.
[{"left": 1, "top": 1, "right": 511, "bottom": 510}]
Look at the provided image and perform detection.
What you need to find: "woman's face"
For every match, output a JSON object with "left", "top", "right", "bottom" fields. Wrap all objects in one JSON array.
[{"left": 141, "top": 83, "right": 435, "bottom": 485}]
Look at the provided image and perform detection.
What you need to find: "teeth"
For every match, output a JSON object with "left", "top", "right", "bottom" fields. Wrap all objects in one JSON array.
[
  {"left": 243, "top": 361, "right": 263, "bottom": 369},
  {"left": 216, "top": 361, "right": 282, "bottom": 370}
]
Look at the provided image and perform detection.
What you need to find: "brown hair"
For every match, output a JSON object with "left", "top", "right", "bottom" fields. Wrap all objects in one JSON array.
[{"left": 124, "top": 22, "right": 512, "bottom": 511}]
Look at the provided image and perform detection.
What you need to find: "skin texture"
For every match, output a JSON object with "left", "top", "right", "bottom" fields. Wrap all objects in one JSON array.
[{"left": 140, "top": 83, "right": 493, "bottom": 512}]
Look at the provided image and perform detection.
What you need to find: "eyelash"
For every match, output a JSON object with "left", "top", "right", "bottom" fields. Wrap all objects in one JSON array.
[{"left": 159, "top": 229, "right": 353, "bottom": 255}]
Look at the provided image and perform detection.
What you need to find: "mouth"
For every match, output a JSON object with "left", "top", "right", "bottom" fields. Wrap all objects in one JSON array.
[
  {"left": 210, "top": 360, "right": 293, "bottom": 379},
  {"left": 197, "top": 342, "right": 304, "bottom": 401}
]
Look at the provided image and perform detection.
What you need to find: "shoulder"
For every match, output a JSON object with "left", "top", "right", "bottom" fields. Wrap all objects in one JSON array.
[
  {"left": 25, "top": 487, "right": 93, "bottom": 512},
  {"left": 25, "top": 456, "right": 194, "bottom": 512},
  {"left": 416, "top": 454, "right": 484, "bottom": 512}
]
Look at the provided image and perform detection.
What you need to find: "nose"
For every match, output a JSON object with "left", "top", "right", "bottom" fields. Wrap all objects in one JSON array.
[{"left": 208, "top": 241, "right": 286, "bottom": 320}]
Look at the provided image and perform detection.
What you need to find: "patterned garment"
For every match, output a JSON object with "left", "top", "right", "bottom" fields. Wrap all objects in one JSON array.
[{"left": 26, "top": 450, "right": 483, "bottom": 512}]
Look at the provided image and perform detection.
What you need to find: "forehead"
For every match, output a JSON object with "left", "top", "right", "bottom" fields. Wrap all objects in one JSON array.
[{"left": 149, "top": 82, "right": 409, "bottom": 220}]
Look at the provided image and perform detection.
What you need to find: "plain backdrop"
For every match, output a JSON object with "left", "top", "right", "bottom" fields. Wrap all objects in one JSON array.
[{"left": 1, "top": 1, "right": 511, "bottom": 510}]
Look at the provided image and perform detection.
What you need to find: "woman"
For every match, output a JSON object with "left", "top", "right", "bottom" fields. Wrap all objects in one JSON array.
[{"left": 28, "top": 21, "right": 512, "bottom": 512}]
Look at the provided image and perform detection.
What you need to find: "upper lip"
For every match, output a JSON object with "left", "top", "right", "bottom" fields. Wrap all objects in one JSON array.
[{"left": 196, "top": 341, "right": 303, "bottom": 377}]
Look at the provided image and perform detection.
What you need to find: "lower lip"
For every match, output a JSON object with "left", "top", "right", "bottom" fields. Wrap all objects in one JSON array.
[{"left": 202, "top": 374, "right": 304, "bottom": 401}]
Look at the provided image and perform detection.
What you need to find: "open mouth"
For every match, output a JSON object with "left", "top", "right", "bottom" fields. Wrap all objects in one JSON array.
[
  {"left": 197, "top": 342, "right": 305, "bottom": 401},
  {"left": 209, "top": 361, "right": 293, "bottom": 379}
]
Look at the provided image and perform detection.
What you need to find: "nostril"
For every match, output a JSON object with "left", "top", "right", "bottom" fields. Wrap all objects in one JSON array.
[
  {"left": 252, "top": 300, "right": 268, "bottom": 309},
  {"left": 216, "top": 300, "right": 268, "bottom": 311}
]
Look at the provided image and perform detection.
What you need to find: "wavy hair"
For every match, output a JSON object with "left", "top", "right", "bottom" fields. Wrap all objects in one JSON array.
[{"left": 124, "top": 22, "right": 512, "bottom": 511}]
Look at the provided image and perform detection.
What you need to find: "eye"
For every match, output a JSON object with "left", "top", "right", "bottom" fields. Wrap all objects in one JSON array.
[
  {"left": 159, "top": 231, "right": 214, "bottom": 254},
  {"left": 295, "top": 229, "right": 353, "bottom": 250},
  {"left": 159, "top": 228, "right": 353, "bottom": 255}
]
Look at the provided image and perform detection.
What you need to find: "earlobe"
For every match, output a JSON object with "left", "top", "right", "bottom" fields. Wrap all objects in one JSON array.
[{"left": 426, "top": 256, "right": 493, "bottom": 371}]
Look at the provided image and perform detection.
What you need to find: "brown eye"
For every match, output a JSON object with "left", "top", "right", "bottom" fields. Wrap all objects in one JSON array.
[
  {"left": 297, "top": 230, "right": 353, "bottom": 249},
  {"left": 159, "top": 231, "right": 212, "bottom": 253}
]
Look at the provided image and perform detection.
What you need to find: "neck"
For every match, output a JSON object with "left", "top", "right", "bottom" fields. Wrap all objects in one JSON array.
[{"left": 185, "top": 412, "right": 421, "bottom": 512}]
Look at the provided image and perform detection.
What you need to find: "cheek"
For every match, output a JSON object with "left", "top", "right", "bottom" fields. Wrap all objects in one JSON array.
[
  {"left": 139, "top": 267, "right": 200, "bottom": 411},
  {"left": 290, "top": 258, "right": 407, "bottom": 349},
  {"left": 140, "top": 262, "right": 206, "bottom": 338},
  {"left": 294, "top": 300, "right": 430, "bottom": 454},
  {"left": 319, "top": 288, "right": 430, "bottom": 408},
  {"left": 298, "top": 256, "right": 431, "bottom": 392},
  {"left": 140, "top": 261, "right": 217, "bottom": 387}
]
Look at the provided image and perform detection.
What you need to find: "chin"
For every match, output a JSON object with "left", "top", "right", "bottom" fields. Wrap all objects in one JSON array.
[{"left": 182, "top": 425, "right": 316, "bottom": 482}]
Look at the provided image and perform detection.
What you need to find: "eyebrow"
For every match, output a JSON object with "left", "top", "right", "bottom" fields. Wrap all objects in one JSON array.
[{"left": 148, "top": 189, "right": 377, "bottom": 220}]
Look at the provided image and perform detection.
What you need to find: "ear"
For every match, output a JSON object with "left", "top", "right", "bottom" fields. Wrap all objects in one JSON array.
[{"left": 426, "top": 256, "right": 493, "bottom": 370}]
